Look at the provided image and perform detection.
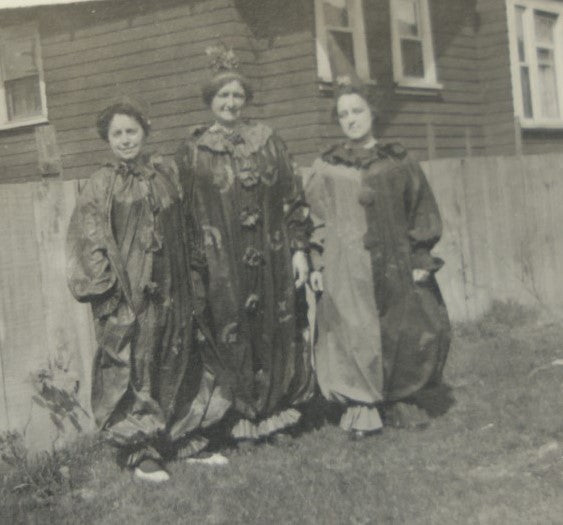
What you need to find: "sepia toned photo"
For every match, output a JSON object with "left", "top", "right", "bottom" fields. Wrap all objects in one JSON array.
[{"left": 0, "top": 0, "right": 561, "bottom": 523}]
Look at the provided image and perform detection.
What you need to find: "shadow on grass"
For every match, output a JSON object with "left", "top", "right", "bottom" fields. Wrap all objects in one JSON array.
[
  {"left": 294, "top": 394, "right": 344, "bottom": 434},
  {"left": 411, "top": 383, "right": 456, "bottom": 418},
  {"left": 204, "top": 381, "right": 458, "bottom": 448},
  {"left": 4, "top": 301, "right": 562, "bottom": 524},
  {"left": 455, "top": 300, "right": 540, "bottom": 340},
  {"left": 196, "top": 393, "right": 346, "bottom": 452}
]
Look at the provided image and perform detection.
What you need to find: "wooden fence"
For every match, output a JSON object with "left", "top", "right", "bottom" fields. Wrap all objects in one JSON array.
[
  {"left": 423, "top": 154, "right": 563, "bottom": 321},
  {"left": 1, "top": 152, "right": 563, "bottom": 447},
  {"left": 0, "top": 181, "right": 96, "bottom": 450}
]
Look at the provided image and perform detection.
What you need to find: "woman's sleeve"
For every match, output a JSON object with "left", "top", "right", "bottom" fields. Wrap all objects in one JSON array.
[
  {"left": 302, "top": 160, "right": 327, "bottom": 271},
  {"left": 405, "top": 159, "right": 445, "bottom": 273},
  {"left": 175, "top": 141, "right": 208, "bottom": 274},
  {"left": 66, "top": 173, "right": 121, "bottom": 318},
  {"left": 175, "top": 140, "right": 212, "bottom": 319},
  {"left": 269, "top": 132, "right": 314, "bottom": 252}
]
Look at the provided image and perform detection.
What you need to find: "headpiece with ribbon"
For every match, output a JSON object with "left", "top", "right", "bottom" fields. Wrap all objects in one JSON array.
[
  {"left": 201, "top": 43, "right": 252, "bottom": 105},
  {"left": 205, "top": 43, "right": 240, "bottom": 74}
]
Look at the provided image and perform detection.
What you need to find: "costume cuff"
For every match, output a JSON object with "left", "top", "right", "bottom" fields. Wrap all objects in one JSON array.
[{"left": 411, "top": 248, "right": 444, "bottom": 273}]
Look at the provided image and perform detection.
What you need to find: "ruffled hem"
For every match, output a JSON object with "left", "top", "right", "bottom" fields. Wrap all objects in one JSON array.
[
  {"left": 231, "top": 408, "right": 301, "bottom": 440},
  {"left": 105, "top": 413, "right": 165, "bottom": 447},
  {"left": 174, "top": 434, "right": 210, "bottom": 460},
  {"left": 339, "top": 405, "right": 383, "bottom": 433},
  {"left": 126, "top": 445, "right": 162, "bottom": 468}
]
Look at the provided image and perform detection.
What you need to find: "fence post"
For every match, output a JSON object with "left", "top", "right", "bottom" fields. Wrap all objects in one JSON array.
[
  {"left": 0, "top": 298, "right": 10, "bottom": 430},
  {"left": 35, "top": 125, "right": 62, "bottom": 177}
]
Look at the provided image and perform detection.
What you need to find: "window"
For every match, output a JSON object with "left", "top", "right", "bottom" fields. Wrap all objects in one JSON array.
[
  {"left": 390, "top": 0, "right": 441, "bottom": 89},
  {"left": 508, "top": 0, "right": 563, "bottom": 127},
  {"left": 314, "top": 0, "right": 371, "bottom": 83},
  {"left": 0, "top": 24, "right": 48, "bottom": 129}
]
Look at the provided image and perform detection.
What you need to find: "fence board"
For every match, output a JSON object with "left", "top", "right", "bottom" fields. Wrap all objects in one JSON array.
[
  {"left": 0, "top": 180, "right": 96, "bottom": 450},
  {"left": 423, "top": 152, "right": 563, "bottom": 320},
  {"left": 32, "top": 181, "right": 95, "bottom": 414},
  {"left": 2, "top": 152, "right": 563, "bottom": 448},
  {"left": 0, "top": 185, "right": 47, "bottom": 435}
]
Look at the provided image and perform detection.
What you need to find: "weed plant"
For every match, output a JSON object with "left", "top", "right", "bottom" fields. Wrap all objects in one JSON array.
[{"left": 1, "top": 302, "right": 561, "bottom": 524}]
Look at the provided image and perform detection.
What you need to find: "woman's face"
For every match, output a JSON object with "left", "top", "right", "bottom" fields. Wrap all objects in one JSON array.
[
  {"left": 336, "top": 93, "right": 374, "bottom": 143},
  {"left": 211, "top": 80, "right": 246, "bottom": 126},
  {"left": 108, "top": 113, "right": 145, "bottom": 161}
]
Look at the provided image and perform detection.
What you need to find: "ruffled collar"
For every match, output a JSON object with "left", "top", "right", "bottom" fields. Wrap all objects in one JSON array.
[
  {"left": 192, "top": 121, "right": 273, "bottom": 157},
  {"left": 321, "top": 141, "right": 407, "bottom": 169},
  {"left": 105, "top": 152, "right": 165, "bottom": 179}
]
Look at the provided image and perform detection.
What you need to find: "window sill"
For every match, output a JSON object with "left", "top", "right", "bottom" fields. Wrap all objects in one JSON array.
[
  {"left": 394, "top": 80, "right": 444, "bottom": 96},
  {"left": 0, "top": 116, "right": 48, "bottom": 131},
  {"left": 518, "top": 118, "right": 563, "bottom": 130},
  {"left": 318, "top": 78, "right": 377, "bottom": 94}
]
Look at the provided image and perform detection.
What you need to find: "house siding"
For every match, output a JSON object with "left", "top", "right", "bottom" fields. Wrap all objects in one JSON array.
[
  {"left": 42, "top": 0, "right": 259, "bottom": 180},
  {"left": 0, "top": 0, "right": 261, "bottom": 183},
  {"left": 522, "top": 130, "right": 563, "bottom": 154},
  {"left": 228, "top": 0, "right": 319, "bottom": 165},
  {"left": 257, "top": 34, "right": 321, "bottom": 158},
  {"left": 2, "top": 0, "right": 563, "bottom": 184},
  {"left": 0, "top": 128, "right": 38, "bottom": 183},
  {"left": 244, "top": 0, "right": 488, "bottom": 163},
  {"left": 365, "top": 2, "right": 479, "bottom": 159},
  {"left": 475, "top": 0, "right": 518, "bottom": 156}
]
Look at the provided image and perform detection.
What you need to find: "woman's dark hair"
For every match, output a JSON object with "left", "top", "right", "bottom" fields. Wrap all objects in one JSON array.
[
  {"left": 201, "top": 71, "right": 254, "bottom": 107},
  {"left": 331, "top": 84, "right": 378, "bottom": 124},
  {"left": 96, "top": 102, "right": 151, "bottom": 142}
]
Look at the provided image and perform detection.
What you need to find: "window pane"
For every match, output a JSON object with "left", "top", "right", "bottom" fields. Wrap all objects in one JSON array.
[
  {"left": 533, "top": 12, "right": 559, "bottom": 119},
  {"left": 396, "top": 0, "right": 419, "bottom": 37},
  {"left": 534, "top": 11, "right": 556, "bottom": 46},
  {"left": 515, "top": 6, "right": 526, "bottom": 62},
  {"left": 520, "top": 66, "right": 533, "bottom": 118},
  {"left": 323, "top": 0, "right": 349, "bottom": 27},
  {"left": 2, "top": 37, "right": 38, "bottom": 81},
  {"left": 329, "top": 29, "right": 356, "bottom": 68},
  {"left": 6, "top": 75, "right": 42, "bottom": 120},
  {"left": 401, "top": 39, "right": 424, "bottom": 77},
  {"left": 537, "top": 64, "right": 559, "bottom": 118},
  {"left": 537, "top": 47, "right": 554, "bottom": 64}
]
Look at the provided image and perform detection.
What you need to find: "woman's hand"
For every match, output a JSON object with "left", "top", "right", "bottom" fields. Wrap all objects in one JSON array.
[
  {"left": 310, "top": 270, "right": 324, "bottom": 293},
  {"left": 412, "top": 269, "right": 431, "bottom": 283},
  {"left": 292, "top": 250, "right": 309, "bottom": 289}
]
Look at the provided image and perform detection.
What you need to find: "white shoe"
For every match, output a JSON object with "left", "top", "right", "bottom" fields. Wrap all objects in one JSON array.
[
  {"left": 186, "top": 452, "right": 229, "bottom": 466},
  {"left": 134, "top": 459, "right": 170, "bottom": 482}
]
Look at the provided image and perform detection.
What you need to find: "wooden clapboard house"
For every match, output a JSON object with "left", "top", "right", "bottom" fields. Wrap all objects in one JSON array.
[
  {"left": 1, "top": 0, "right": 563, "bottom": 184},
  {"left": 4, "top": 0, "right": 563, "bottom": 445}
]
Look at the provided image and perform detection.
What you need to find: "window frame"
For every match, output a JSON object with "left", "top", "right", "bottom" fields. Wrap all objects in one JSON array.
[
  {"left": 314, "top": 0, "right": 372, "bottom": 83},
  {"left": 0, "top": 22, "right": 48, "bottom": 130},
  {"left": 507, "top": 0, "right": 563, "bottom": 129},
  {"left": 389, "top": 0, "right": 442, "bottom": 90}
]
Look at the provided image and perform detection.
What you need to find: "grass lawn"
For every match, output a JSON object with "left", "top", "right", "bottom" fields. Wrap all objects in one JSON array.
[{"left": 1, "top": 302, "right": 562, "bottom": 524}]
